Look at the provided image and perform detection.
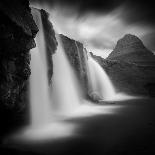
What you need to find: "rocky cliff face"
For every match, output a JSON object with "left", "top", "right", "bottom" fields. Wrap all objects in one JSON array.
[
  {"left": 92, "top": 34, "right": 155, "bottom": 96},
  {"left": 0, "top": 0, "right": 38, "bottom": 136},
  {"left": 60, "top": 34, "right": 89, "bottom": 93},
  {"left": 0, "top": 0, "right": 38, "bottom": 108},
  {"left": 40, "top": 9, "right": 58, "bottom": 82}
]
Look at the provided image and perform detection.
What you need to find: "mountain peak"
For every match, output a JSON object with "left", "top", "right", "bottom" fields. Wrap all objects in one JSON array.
[
  {"left": 112, "top": 34, "right": 145, "bottom": 56},
  {"left": 120, "top": 34, "right": 143, "bottom": 44},
  {"left": 107, "top": 34, "right": 155, "bottom": 65}
]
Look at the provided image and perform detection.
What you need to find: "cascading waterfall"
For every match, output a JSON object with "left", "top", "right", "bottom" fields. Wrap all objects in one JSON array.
[
  {"left": 86, "top": 53, "right": 137, "bottom": 101},
  {"left": 9, "top": 9, "right": 83, "bottom": 141},
  {"left": 87, "top": 53, "right": 116, "bottom": 101},
  {"left": 30, "top": 9, "right": 83, "bottom": 124},
  {"left": 30, "top": 8, "right": 52, "bottom": 126},
  {"left": 51, "top": 35, "right": 82, "bottom": 115}
]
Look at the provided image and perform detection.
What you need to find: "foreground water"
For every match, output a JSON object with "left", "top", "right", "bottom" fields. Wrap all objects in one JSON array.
[{"left": 3, "top": 99, "right": 155, "bottom": 155}]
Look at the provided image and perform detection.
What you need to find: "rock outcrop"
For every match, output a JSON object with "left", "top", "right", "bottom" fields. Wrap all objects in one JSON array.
[
  {"left": 60, "top": 34, "right": 89, "bottom": 93},
  {"left": 0, "top": 0, "right": 38, "bottom": 137},
  {"left": 92, "top": 34, "right": 155, "bottom": 96},
  {"left": 0, "top": 0, "right": 38, "bottom": 108},
  {"left": 40, "top": 9, "right": 58, "bottom": 82}
]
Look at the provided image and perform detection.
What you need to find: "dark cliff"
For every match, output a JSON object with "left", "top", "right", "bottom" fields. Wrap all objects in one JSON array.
[
  {"left": 40, "top": 9, "right": 58, "bottom": 82},
  {"left": 0, "top": 0, "right": 38, "bottom": 107},
  {"left": 0, "top": 0, "right": 38, "bottom": 137}
]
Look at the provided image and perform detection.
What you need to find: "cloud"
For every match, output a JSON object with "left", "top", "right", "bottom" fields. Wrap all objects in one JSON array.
[
  {"left": 141, "top": 32, "right": 155, "bottom": 51},
  {"left": 31, "top": 0, "right": 123, "bottom": 14},
  {"left": 89, "top": 38, "right": 115, "bottom": 49},
  {"left": 31, "top": 0, "right": 155, "bottom": 26},
  {"left": 31, "top": 0, "right": 155, "bottom": 56},
  {"left": 49, "top": 7, "right": 153, "bottom": 48}
]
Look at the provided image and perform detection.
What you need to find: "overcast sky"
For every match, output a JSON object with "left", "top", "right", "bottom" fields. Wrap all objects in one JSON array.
[{"left": 31, "top": 0, "right": 155, "bottom": 58}]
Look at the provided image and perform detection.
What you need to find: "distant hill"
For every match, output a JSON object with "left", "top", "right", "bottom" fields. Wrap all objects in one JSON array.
[{"left": 107, "top": 34, "right": 155, "bottom": 65}]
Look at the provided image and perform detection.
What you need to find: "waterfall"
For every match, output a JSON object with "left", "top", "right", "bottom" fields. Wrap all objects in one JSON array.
[
  {"left": 30, "top": 9, "right": 83, "bottom": 124},
  {"left": 86, "top": 53, "right": 138, "bottom": 101},
  {"left": 14, "top": 9, "right": 82, "bottom": 141},
  {"left": 87, "top": 54, "right": 116, "bottom": 101},
  {"left": 30, "top": 8, "right": 136, "bottom": 128},
  {"left": 30, "top": 8, "right": 52, "bottom": 126},
  {"left": 50, "top": 35, "right": 82, "bottom": 115}
]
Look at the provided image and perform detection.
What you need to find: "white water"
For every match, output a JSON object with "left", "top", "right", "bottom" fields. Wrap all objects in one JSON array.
[
  {"left": 51, "top": 36, "right": 82, "bottom": 115},
  {"left": 87, "top": 53, "right": 138, "bottom": 101},
  {"left": 20, "top": 8, "right": 83, "bottom": 141},
  {"left": 87, "top": 55, "right": 116, "bottom": 100},
  {"left": 30, "top": 9, "right": 52, "bottom": 126}
]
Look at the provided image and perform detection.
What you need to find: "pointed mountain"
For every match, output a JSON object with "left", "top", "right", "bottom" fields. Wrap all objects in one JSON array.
[{"left": 107, "top": 34, "right": 155, "bottom": 65}]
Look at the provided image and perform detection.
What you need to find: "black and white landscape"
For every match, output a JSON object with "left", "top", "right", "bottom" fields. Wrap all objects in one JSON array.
[{"left": 0, "top": 0, "right": 155, "bottom": 155}]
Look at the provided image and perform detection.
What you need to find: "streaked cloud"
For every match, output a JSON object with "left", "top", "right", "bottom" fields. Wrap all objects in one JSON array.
[
  {"left": 31, "top": 1, "right": 155, "bottom": 58},
  {"left": 48, "top": 6, "right": 154, "bottom": 58}
]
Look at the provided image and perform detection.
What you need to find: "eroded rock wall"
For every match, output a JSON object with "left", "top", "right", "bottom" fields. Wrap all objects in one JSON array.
[
  {"left": 0, "top": 0, "right": 38, "bottom": 108},
  {"left": 40, "top": 9, "right": 58, "bottom": 82},
  {"left": 0, "top": 0, "right": 38, "bottom": 136}
]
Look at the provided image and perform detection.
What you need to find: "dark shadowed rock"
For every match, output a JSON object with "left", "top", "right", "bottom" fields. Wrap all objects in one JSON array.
[
  {"left": 0, "top": 0, "right": 38, "bottom": 108},
  {"left": 0, "top": 0, "right": 38, "bottom": 138},
  {"left": 40, "top": 9, "right": 58, "bottom": 82},
  {"left": 0, "top": 0, "right": 38, "bottom": 37}
]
